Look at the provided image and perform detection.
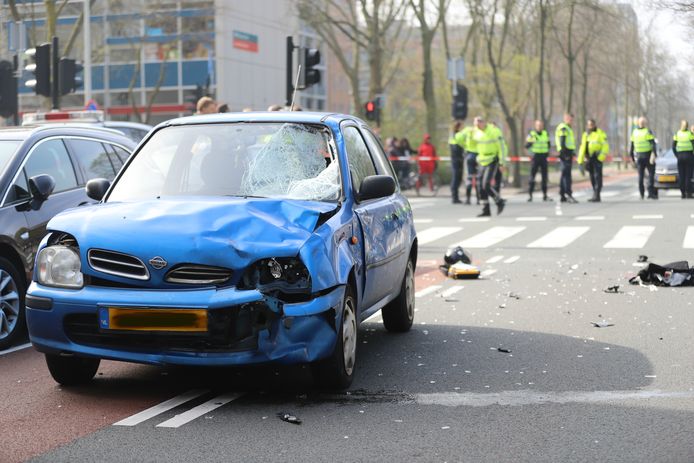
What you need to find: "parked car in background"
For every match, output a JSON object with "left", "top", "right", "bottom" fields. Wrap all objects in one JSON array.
[
  {"left": 654, "top": 149, "right": 692, "bottom": 190},
  {"left": 26, "top": 112, "right": 417, "bottom": 389},
  {"left": 0, "top": 124, "right": 136, "bottom": 349},
  {"left": 22, "top": 111, "right": 152, "bottom": 143}
]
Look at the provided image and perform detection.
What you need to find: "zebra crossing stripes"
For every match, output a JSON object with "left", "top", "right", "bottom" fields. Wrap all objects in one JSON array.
[
  {"left": 684, "top": 226, "right": 694, "bottom": 249},
  {"left": 113, "top": 390, "right": 209, "bottom": 426},
  {"left": 455, "top": 226, "right": 526, "bottom": 248},
  {"left": 156, "top": 393, "right": 244, "bottom": 428},
  {"left": 417, "top": 227, "right": 463, "bottom": 245},
  {"left": 527, "top": 226, "right": 590, "bottom": 248},
  {"left": 415, "top": 285, "right": 442, "bottom": 298},
  {"left": 603, "top": 226, "right": 655, "bottom": 249}
]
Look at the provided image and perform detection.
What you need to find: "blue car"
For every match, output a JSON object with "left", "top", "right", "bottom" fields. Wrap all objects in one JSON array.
[{"left": 26, "top": 112, "right": 417, "bottom": 389}]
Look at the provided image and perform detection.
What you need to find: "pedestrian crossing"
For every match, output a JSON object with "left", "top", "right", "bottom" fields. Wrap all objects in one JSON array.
[{"left": 416, "top": 220, "right": 691, "bottom": 250}]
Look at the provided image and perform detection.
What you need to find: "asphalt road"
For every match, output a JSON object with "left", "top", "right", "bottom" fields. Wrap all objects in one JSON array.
[{"left": 3, "top": 174, "right": 694, "bottom": 463}]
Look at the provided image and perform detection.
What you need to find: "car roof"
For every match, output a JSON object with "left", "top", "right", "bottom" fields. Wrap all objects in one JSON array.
[
  {"left": 0, "top": 124, "right": 136, "bottom": 146},
  {"left": 103, "top": 121, "right": 153, "bottom": 131},
  {"left": 159, "top": 111, "right": 366, "bottom": 129}
]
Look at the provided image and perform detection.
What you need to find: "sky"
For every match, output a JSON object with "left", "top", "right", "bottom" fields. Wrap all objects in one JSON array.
[{"left": 634, "top": 0, "right": 691, "bottom": 56}]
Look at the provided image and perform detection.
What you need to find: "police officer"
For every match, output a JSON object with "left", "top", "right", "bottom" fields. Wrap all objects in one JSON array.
[
  {"left": 449, "top": 122, "right": 464, "bottom": 204},
  {"left": 555, "top": 113, "right": 578, "bottom": 203},
  {"left": 630, "top": 117, "right": 658, "bottom": 200},
  {"left": 526, "top": 119, "right": 551, "bottom": 202},
  {"left": 458, "top": 124, "right": 479, "bottom": 205},
  {"left": 578, "top": 118, "right": 609, "bottom": 202},
  {"left": 472, "top": 116, "right": 506, "bottom": 217},
  {"left": 673, "top": 119, "right": 694, "bottom": 199}
]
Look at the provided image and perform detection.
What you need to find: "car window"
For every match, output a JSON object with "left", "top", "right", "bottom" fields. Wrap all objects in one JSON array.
[
  {"left": 24, "top": 139, "right": 78, "bottom": 193},
  {"left": 4, "top": 170, "right": 30, "bottom": 204},
  {"left": 69, "top": 139, "right": 117, "bottom": 181},
  {"left": 343, "top": 126, "right": 376, "bottom": 194},
  {"left": 112, "top": 145, "right": 131, "bottom": 164},
  {"left": 363, "top": 130, "right": 396, "bottom": 178},
  {"left": 105, "top": 144, "right": 124, "bottom": 170},
  {"left": 0, "top": 140, "right": 21, "bottom": 176}
]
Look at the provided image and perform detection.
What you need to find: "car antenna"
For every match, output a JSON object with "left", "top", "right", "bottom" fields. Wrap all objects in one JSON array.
[{"left": 290, "top": 64, "right": 302, "bottom": 112}]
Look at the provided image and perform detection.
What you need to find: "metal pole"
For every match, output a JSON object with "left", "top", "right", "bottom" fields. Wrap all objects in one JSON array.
[
  {"left": 83, "top": 0, "right": 92, "bottom": 105},
  {"left": 51, "top": 36, "right": 59, "bottom": 110},
  {"left": 286, "top": 36, "right": 294, "bottom": 107},
  {"left": 12, "top": 54, "right": 19, "bottom": 125}
]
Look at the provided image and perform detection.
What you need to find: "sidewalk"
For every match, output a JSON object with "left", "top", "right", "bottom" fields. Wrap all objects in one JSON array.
[{"left": 404, "top": 164, "right": 637, "bottom": 199}]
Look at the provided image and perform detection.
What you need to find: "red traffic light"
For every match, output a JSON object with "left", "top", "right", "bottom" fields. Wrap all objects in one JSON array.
[{"left": 365, "top": 101, "right": 375, "bottom": 112}]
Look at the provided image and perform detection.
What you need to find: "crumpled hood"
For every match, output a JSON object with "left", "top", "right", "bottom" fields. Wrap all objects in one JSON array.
[{"left": 48, "top": 197, "right": 338, "bottom": 276}]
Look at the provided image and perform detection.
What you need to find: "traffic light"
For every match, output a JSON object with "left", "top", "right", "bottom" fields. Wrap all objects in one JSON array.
[
  {"left": 452, "top": 83, "right": 468, "bottom": 120},
  {"left": 298, "top": 47, "right": 321, "bottom": 89},
  {"left": 364, "top": 100, "right": 377, "bottom": 121},
  {"left": 25, "top": 43, "right": 51, "bottom": 97},
  {"left": 58, "top": 58, "right": 83, "bottom": 96},
  {"left": 0, "top": 60, "right": 18, "bottom": 119}
]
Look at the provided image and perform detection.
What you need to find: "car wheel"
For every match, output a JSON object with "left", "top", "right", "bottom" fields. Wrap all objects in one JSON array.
[
  {"left": 0, "top": 257, "right": 26, "bottom": 351},
  {"left": 45, "top": 354, "right": 100, "bottom": 386},
  {"left": 382, "top": 259, "right": 415, "bottom": 333},
  {"left": 312, "top": 286, "right": 357, "bottom": 390}
]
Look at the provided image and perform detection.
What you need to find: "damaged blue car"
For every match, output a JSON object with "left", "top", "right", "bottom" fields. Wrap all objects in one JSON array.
[{"left": 26, "top": 112, "right": 417, "bottom": 389}]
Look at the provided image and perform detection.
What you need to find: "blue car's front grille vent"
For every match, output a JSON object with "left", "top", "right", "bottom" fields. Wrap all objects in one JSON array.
[
  {"left": 165, "top": 265, "right": 232, "bottom": 285},
  {"left": 87, "top": 249, "right": 150, "bottom": 281}
]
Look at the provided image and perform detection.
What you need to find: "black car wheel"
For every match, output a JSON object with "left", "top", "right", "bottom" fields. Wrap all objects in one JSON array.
[
  {"left": 312, "top": 286, "right": 357, "bottom": 390},
  {"left": 0, "top": 257, "right": 26, "bottom": 351},
  {"left": 45, "top": 354, "right": 100, "bottom": 386},
  {"left": 382, "top": 259, "right": 415, "bottom": 333}
]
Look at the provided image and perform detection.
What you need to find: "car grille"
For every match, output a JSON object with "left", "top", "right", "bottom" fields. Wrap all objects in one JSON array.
[
  {"left": 165, "top": 265, "right": 233, "bottom": 285},
  {"left": 87, "top": 249, "right": 149, "bottom": 281},
  {"left": 63, "top": 302, "right": 274, "bottom": 353}
]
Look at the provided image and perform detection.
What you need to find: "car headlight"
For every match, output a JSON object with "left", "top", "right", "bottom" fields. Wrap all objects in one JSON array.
[
  {"left": 240, "top": 257, "right": 311, "bottom": 294},
  {"left": 37, "top": 245, "right": 84, "bottom": 289}
]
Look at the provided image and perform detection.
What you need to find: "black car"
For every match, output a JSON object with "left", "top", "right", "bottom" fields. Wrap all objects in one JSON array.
[{"left": 0, "top": 125, "right": 136, "bottom": 349}]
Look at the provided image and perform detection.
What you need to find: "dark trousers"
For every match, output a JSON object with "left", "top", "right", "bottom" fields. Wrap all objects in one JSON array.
[
  {"left": 559, "top": 159, "right": 573, "bottom": 198},
  {"left": 494, "top": 166, "right": 503, "bottom": 193},
  {"left": 636, "top": 155, "right": 655, "bottom": 198},
  {"left": 465, "top": 153, "right": 479, "bottom": 201},
  {"left": 479, "top": 160, "right": 502, "bottom": 204},
  {"left": 586, "top": 156, "right": 603, "bottom": 196},
  {"left": 450, "top": 152, "right": 463, "bottom": 201},
  {"left": 676, "top": 152, "right": 694, "bottom": 196},
  {"left": 528, "top": 155, "right": 548, "bottom": 196}
]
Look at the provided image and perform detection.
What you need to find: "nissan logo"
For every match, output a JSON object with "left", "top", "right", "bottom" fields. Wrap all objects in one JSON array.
[{"left": 149, "top": 256, "right": 168, "bottom": 270}]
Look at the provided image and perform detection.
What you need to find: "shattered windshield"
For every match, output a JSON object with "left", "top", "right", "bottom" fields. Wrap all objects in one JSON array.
[{"left": 107, "top": 123, "right": 340, "bottom": 202}]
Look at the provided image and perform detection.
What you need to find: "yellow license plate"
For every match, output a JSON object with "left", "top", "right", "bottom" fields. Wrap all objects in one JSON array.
[
  {"left": 100, "top": 307, "right": 208, "bottom": 332},
  {"left": 658, "top": 175, "right": 676, "bottom": 182}
]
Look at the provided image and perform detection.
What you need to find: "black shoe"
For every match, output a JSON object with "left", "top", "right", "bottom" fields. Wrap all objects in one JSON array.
[
  {"left": 567, "top": 196, "right": 578, "bottom": 204},
  {"left": 465, "top": 198, "right": 471, "bottom": 205},
  {"left": 478, "top": 204, "right": 491, "bottom": 217},
  {"left": 587, "top": 197, "right": 596, "bottom": 202},
  {"left": 453, "top": 198, "right": 462, "bottom": 204},
  {"left": 496, "top": 199, "right": 506, "bottom": 215},
  {"left": 527, "top": 196, "right": 533, "bottom": 202},
  {"left": 543, "top": 195, "right": 553, "bottom": 202},
  {"left": 560, "top": 196, "right": 567, "bottom": 203},
  {"left": 647, "top": 195, "right": 658, "bottom": 200}
]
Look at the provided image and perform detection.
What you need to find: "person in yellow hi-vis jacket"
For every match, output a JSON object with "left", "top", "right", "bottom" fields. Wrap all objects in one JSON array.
[
  {"left": 673, "top": 120, "right": 694, "bottom": 199},
  {"left": 472, "top": 116, "right": 506, "bottom": 217},
  {"left": 578, "top": 118, "right": 609, "bottom": 202}
]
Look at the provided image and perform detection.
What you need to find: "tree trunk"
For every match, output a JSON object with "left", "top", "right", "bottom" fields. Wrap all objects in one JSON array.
[
  {"left": 565, "top": 2, "right": 576, "bottom": 113},
  {"left": 538, "top": 0, "right": 548, "bottom": 126},
  {"left": 421, "top": 31, "right": 437, "bottom": 138}
]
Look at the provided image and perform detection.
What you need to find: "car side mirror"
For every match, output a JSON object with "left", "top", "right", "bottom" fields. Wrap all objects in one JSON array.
[
  {"left": 28, "top": 174, "right": 56, "bottom": 202},
  {"left": 358, "top": 175, "right": 396, "bottom": 202},
  {"left": 86, "top": 178, "right": 111, "bottom": 201}
]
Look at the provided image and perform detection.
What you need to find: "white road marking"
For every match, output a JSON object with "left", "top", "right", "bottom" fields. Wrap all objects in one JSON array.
[
  {"left": 603, "top": 226, "right": 655, "bottom": 249},
  {"left": 691, "top": 214, "right": 694, "bottom": 219},
  {"left": 516, "top": 217, "right": 547, "bottom": 222},
  {"left": 416, "top": 389, "right": 694, "bottom": 407},
  {"left": 414, "top": 218, "right": 433, "bottom": 224},
  {"left": 684, "top": 226, "right": 694, "bottom": 249},
  {"left": 481, "top": 269, "right": 498, "bottom": 277},
  {"left": 441, "top": 286, "right": 464, "bottom": 298},
  {"left": 113, "top": 389, "right": 210, "bottom": 426},
  {"left": 455, "top": 226, "right": 526, "bottom": 248},
  {"left": 417, "top": 227, "right": 463, "bottom": 245},
  {"left": 0, "top": 342, "right": 32, "bottom": 356},
  {"left": 486, "top": 255, "right": 504, "bottom": 264},
  {"left": 667, "top": 190, "right": 681, "bottom": 197},
  {"left": 555, "top": 202, "right": 562, "bottom": 216},
  {"left": 415, "top": 285, "right": 442, "bottom": 298},
  {"left": 458, "top": 217, "right": 491, "bottom": 223},
  {"left": 503, "top": 256, "right": 520, "bottom": 264},
  {"left": 632, "top": 214, "right": 663, "bottom": 219},
  {"left": 600, "top": 191, "right": 620, "bottom": 197},
  {"left": 527, "top": 226, "right": 590, "bottom": 248},
  {"left": 410, "top": 201, "right": 435, "bottom": 210},
  {"left": 575, "top": 215, "right": 604, "bottom": 221},
  {"left": 156, "top": 392, "right": 244, "bottom": 428}
]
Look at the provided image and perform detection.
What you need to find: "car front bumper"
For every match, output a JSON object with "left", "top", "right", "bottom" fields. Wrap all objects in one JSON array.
[
  {"left": 654, "top": 172, "right": 679, "bottom": 189},
  {"left": 26, "top": 282, "right": 345, "bottom": 367}
]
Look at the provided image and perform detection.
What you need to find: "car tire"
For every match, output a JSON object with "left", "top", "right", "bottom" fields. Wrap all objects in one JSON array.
[
  {"left": 312, "top": 286, "right": 357, "bottom": 390},
  {"left": 0, "top": 257, "right": 26, "bottom": 351},
  {"left": 45, "top": 354, "right": 100, "bottom": 386},
  {"left": 382, "top": 259, "right": 415, "bottom": 333}
]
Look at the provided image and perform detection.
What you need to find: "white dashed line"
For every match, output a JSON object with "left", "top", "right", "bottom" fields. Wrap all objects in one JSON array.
[
  {"left": 458, "top": 217, "right": 491, "bottom": 223},
  {"left": 441, "top": 286, "right": 464, "bottom": 298},
  {"left": 414, "top": 218, "right": 433, "bottom": 224},
  {"left": 114, "top": 389, "right": 210, "bottom": 426},
  {"left": 575, "top": 216, "right": 604, "bottom": 221},
  {"left": 486, "top": 255, "right": 504, "bottom": 264},
  {"left": 632, "top": 214, "right": 663, "bottom": 220},
  {"left": 156, "top": 393, "right": 244, "bottom": 428},
  {"left": 516, "top": 217, "right": 547, "bottom": 222},
  {"left": 481, "top": 269, "right": 498, "bottom": 277},
  {"left": 415, "top": 285, "right": 442, "bottom": 298},
  {"left": 503, "top": 256, "right": 520, "bottom": 264}
]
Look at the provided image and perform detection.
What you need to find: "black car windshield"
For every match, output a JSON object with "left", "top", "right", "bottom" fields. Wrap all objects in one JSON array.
[
  {"left": 107, "top": 123, "right": 340, "bottom": 202},
  {"left": 0, "top": 141, "right": 21, "bottom": 176}
]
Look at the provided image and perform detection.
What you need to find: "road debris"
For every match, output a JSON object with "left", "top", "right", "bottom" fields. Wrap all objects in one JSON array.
[
  {"left": 277, "top": 412, "right": 302, "bottom": 425},
  {"left": 637, "top": 255, "right": 648, "bottom": 263},
  {"left": 629, "top": 261, "right": 694, "bottom": 287},
  {"left": 440, "top": 247, "right": 480, "bottom": 279},
  {"left": 497, "top": 347, "right": 512, "bottom": 353},
  {"left": 591, "top": 320, "right": 614, "bottom": 328},
  {"left": 506, "top": 292, "right": 521, "bottom": 300},
  {"left": 603, "top": 285, "right": 622, "bottom": 294}
]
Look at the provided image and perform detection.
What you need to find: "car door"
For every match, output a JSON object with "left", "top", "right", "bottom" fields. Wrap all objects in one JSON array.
[
  {"left": 344, "top": 125, "right": 402, "bottom": 310},
  {"left": 65, "top": 138, "right": 119, "bottom": 184},
  {"left": 16, "top": 138, "right": 83, "bottom": 258}
]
